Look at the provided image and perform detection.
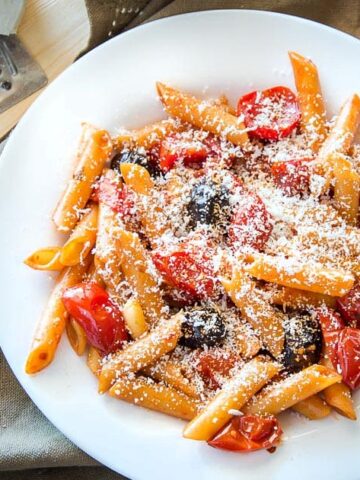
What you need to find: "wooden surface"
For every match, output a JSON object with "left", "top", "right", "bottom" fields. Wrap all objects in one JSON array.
[{"left": 0, "top": 0, "right": 89, "bottom": 140}]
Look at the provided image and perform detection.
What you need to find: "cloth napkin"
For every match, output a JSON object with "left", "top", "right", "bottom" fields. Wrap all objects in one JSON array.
[{"left": 1, "top": 1, "right": 360, "bottom": 479}]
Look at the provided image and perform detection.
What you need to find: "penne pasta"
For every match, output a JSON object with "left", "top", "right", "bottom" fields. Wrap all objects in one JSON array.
[
  {"left": 53, "top": 123, "right": 112, "bottom": 232},
  {"left": 156, "top": 82, "right": 249, "bottom": 147},
  {"left": 245, "top": 253, "right": 354, "bottom": 297},
  {"left": 25, "top": 257, "right": 91, "bottom": 374},
  {"left": 115, "top": 118, "right": 184, "bottom": 151},
  {"left": 243, "top": 365, "right": 341, "bottom": 416},
  {"left": 24, "top": 247, "right": 63, "bottom": 271},
  {"left": 321, "top": 357, "right": 356, "bottom": 420},
  {"left": 270, "top": 285, "right": 337, "bottom": 309},
  {"left": 117, "top": 229, "right": 165, "bottom": 324},
  {"left": 120, "top": 163, "right": 154, "bottom": 195},
  {"left": 98, "top": 313, "right": 182, "bottom": 393},
  {"left": 331, "top": 153, "right": 360, "bottom": 226},
  {"left": 87, "top": 346, "right": 102, "bottom": 377},
  {"left": 319, "top": 94, "right": 360, "bottom": 162},
  {"left": 221, "top": 269, "right": 284, "bottom": 358},
  {"left": 289, "top": 51, "right": 326, "bottom": 152},
  {"left": 109, "top": 376, "right": 198, "bottom": 421},
  {"left": 317, "top": 94, "right": 360, "bottom": 192},
  {"left": 122, "top": 298, "right": 149, "bottom": 339},
  {"left": 144, "top": 360, "right": 199, "bottom": 399},
  {"left": 292, "top": 394, "right": 331, "bottom": 420},
  {"left": 66, "top": 317, "right": 87, "bottom": 356},
  {"left": 60, "top": 202, "right": 98, "bottom": 266},
  {"left": 183, "top": 357, "right": 280, "bottom": 441}
]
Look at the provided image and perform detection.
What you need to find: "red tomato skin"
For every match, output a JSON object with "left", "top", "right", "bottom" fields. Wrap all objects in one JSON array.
[
  {"left": 237, "top": 86, "right": 300, "bottom": 141},
  {"left": 62, "top": 282, "right": 128, "bottom": 354},
  {"left": 271, "top": 158, "right": 311, "bottom": 196},
  {"left": 316, "top": 307, "right": 345, "bottom": 333},
  {"left": 208, "top": 415, "right": 283, "bottom": 452},
  {"left": 152, "top": 250, "right": 216, "bottom": 299},
  {"left": 316, "top": 307, "right": 345, "bottom": 369},
  {"left": 159, "top": 135, "right": 209, "bottom": 172},
  {"left": 196, "top": 350, "right": 238, "bottom": 390},
  {"left": 228, "top": 193, "right": 272, "bottom": 250},
  {"left": 337, "top": 327, "right": 360, "bottom": 390},
  {"left": 337, "top": 284, "right": 360, "bottom": 328}
]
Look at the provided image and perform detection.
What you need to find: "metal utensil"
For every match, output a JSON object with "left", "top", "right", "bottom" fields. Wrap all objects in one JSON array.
[{"left": 0, "top": 0, "right": 47, "bottom": 114}]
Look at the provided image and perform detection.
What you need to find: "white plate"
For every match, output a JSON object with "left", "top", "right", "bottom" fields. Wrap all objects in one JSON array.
[{"left": 0, "top": 10, "right": 359, "bottom": 480}]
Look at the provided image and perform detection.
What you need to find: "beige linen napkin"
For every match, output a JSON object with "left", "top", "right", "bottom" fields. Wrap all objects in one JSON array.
[{"left": 1, "top": 1, "right": 359, "bottom": 479}]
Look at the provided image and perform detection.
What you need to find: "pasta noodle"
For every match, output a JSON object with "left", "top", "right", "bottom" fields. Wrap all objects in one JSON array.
[
  {"left": 109, "top": 376, "right": 198, "bottom": 420},
  {"left": 243, "top": 365, "right": 341, "bottom": 416},
  {"left": 53, "top": 123, "right": 112, "bottom": 232},
  {"left": 183, "top": 357, "right": 279, "bottom": 441},
  {"left": 289, "top": 51, "right": 326, "bottom": 152},
  {"left": 98, "top": 313, "right": 182, "bottom": 393},
  {"left": 157, "top": 82, "right": 249, "bottom": 146},
  {"left": 25, "top": 256, "right": 91, "bottom": 374}
]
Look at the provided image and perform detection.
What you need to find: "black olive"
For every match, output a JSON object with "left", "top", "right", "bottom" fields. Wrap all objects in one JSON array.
[
  {"left": 111, "top": 149, "right": 160, "bottom": 177},
  {"left": 187, "top": 178, "right": 229, "bottom": 227},
  {"left": 281, "top": 312, "right": 322, "bottom": 372},
  {"left": 179, "top": 306, "right": 226, "bottom": 349}
]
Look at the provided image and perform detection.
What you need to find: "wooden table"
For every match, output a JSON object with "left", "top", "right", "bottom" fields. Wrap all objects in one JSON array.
[{"left": 0, "top": 0, "right": 89, "bottom": 140}]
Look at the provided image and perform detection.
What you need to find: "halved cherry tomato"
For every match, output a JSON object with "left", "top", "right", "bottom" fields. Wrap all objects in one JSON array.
[
  {"left": 228, "top": 193, "right": 272, "bottom": 250},
  {"left": 316, "top": 307, "right": 345, "bottom": 369},
  {"left": 337, "top": 284, "right": 360, "bottom": 328},
  {"left": 196, "top": 350, "right": 238, "bottom": 390},
  {"left": 62, "top": 282, "right": 128, "bottom": 354},
  {"left": 152, "top": 249, "right": 216, "bottom": 299},
  {"left": 98, "top": 175, "right": 135, "bottom": 217},
  {"left": 271, "top": 158, "right": 311, "bottom": 196},
  {"left": 208, "top": 415, "right": 283, "bottom": 452},
  {"left": 337, "top": 328, "right": 360, "bottom": 390},
  {"left": 316, "top": 307, "right": 345, "bottom": 333},
  {"left": 237, "top": 86, "right": 300, "bottom": 141},
  {"left": 159, "top": 133, "right": 209, "bottom": 172}
]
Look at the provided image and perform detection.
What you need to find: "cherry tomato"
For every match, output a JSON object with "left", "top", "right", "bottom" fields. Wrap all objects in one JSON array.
[
  {"left": 152, "top": 249, "right": 216, "bottom": 299},
  {"left": 316, "top": 307, "right": 345, "bottom": 369},
  {"left": 98, "top": 175, "right": 135, "bottom": 217},
  {"left": 228, "top": 193, "right": 272, "bottom": 250},
  {"left": 159, "top": 133, "right": 209, "bottom": 172},
  {"left": 337, "top": 328, "right": 360, "bottom": 390},
  {"left": 337, "top": 284, "right": 360, "bottom": 328},
  {"left": 196, "top": 350, "right": 238, "bottom": 390},
  {"left": 62, "top": 282, "right": 128, "bottom": 354},
  {"left": 208, "top": 415, "right": 283, "bottom": 452},
  {"left": 271, "top": 158, "right": 311, "bottom": 196},
  {"left": 237, "top": 86, "right": 300, "bottom": 141},
  {"left": 316, "top": 307, "right": 345, "bottom": 333}
]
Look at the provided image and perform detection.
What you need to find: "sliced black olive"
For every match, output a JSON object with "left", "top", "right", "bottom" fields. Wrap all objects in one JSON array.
[
  {"left": 111, "top": 149, "right": 160, "bottom": 177},
  {"left": 187, "top": 178, "right": 229, "bottom": 227},
  {"left": 281, "top": 312, "right": 322, "bottom": 372},
  {"left": 179, "top": 306, "right": 226, "bottom": 349}
]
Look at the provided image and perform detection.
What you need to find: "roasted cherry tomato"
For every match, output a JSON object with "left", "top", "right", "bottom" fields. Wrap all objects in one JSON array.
[
  {"left": 159, "top": 133, "right": 209, "bottom": 172},
  {"left": 62, "top": 282, "right": 128, "bottom": 354},
  {"left": 208, "top": 415, "right": 283, "bottom": 452},
  {"left": 271, "top": 158, "right": 311, "bottom": 196},
  {"left": 337, "top": 284, "right": 360, "bottom": 328},
  {"left": 228, "top": 193, "right": 272, "bottom": 250},
  {"left": 316, "top": 307, "right": 345, "bottom": 333},
  {"left": 152, "top": 249, "right": 216, "bottom": 299},
  {"left": 337, "top": 327, "right": 360, "bottom": 390},
  {"left": 316, "top": 307, "right": 345, "bottom": 369},
  {"left": 196, "top": 350, "right": 237, "bottom": 390},
  {"left": 237, "top": 86, "right": 300, "bottom": 141},
  {"left": 98, "top": 175, "right": 135, "bottom": 217}
]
